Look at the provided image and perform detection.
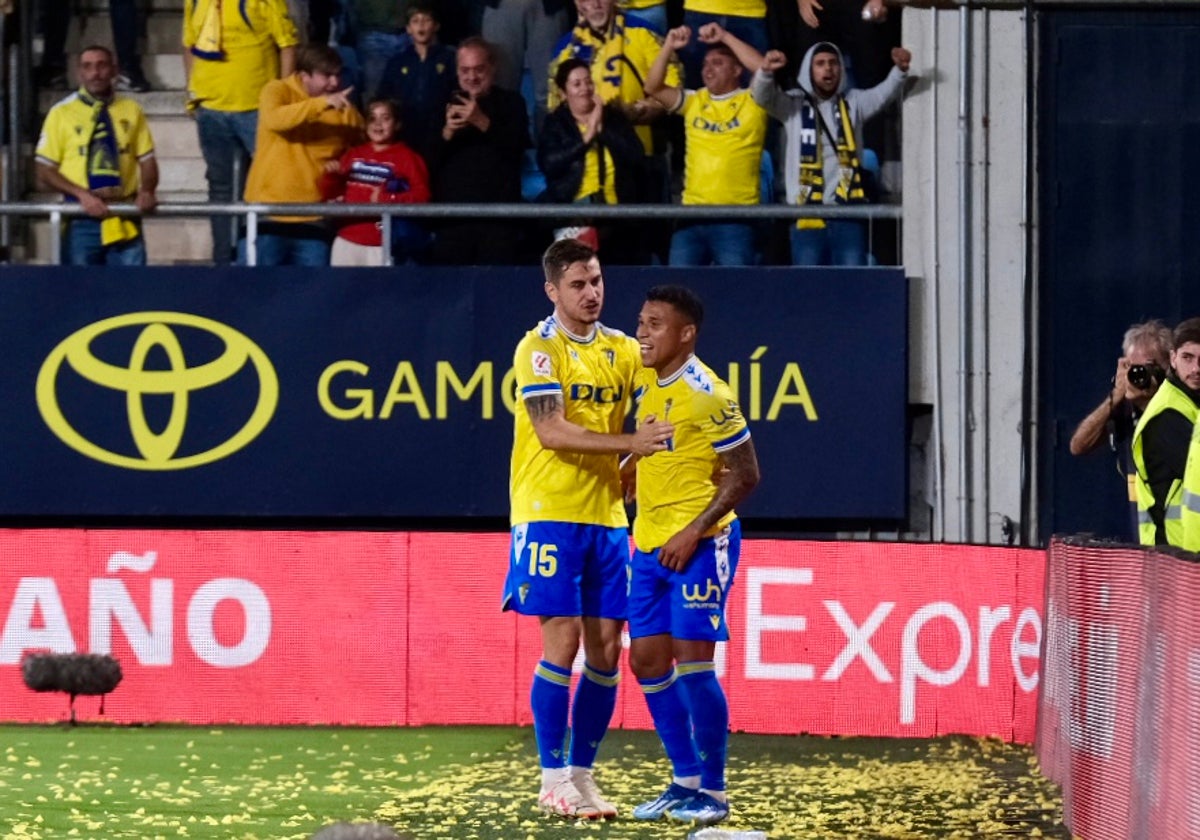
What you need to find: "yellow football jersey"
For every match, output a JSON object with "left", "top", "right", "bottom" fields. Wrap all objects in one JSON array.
[
  {"left": 35, "top": 94, "right": 155, "bottom": 196},
  {"left": 633, "top": 355, "right": 750, "bottom": 550},
  {"left": 510, "top": 315, "right": 642, "bottom": 526},
  {"left": 679, "top": 88, "right": 768, "bottom": 206}
]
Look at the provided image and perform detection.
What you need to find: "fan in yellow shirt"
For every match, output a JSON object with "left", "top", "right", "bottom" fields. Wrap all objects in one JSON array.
[
  {"left": 645, "top": 23, "right": 769, "bottom": 266},
  {"left": 182, "top": 0, "right": 299, "bottom": 264},
  {"left": 624, "top": 284, "right": 760, "bottom": 827},
  {"left": 34, "top": 46, "right": 158, "bottom": 266}
]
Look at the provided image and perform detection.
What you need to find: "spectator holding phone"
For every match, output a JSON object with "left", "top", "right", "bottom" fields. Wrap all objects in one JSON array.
[{"left": 426, "top": 37, "right": 530, "bottom": 265}]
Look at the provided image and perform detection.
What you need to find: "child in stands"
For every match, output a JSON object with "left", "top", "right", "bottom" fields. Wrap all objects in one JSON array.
[{"left": 321, "top": 98, "right": 431, "bottom": 266}]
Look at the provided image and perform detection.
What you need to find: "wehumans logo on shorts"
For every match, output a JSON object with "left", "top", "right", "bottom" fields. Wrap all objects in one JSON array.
[
  {"left": 37, "top": 312, "right": 278, "bottom": 470},
  {"left": 682, "top": 579, "right": 722, "bottom": 605}
]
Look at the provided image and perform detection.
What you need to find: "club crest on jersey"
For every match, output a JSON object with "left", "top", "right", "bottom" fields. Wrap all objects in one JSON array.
[
  {"left": 604, "top": 349, "right": 615, "bottom": 367},
  {"left": 709, "top": 615, "right": 721, "bottom": 631},
  {"left": 531, "top": 351, "right": 552, "bottom": 377}
]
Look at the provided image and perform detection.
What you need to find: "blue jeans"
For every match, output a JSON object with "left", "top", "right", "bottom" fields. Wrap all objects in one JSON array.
[
  {"left": 356, "top": 29, "right": 411, "bottom": 100},
  {"left": 669, "top": 222, "right": 757, "bottom": 267},
  {"left": 63, "top": 219, "right": 146, "bottom": 266},
  {"left": 790, "top": 220, "right": 869, "bottom": 266},
  {"left": 679, "top": 10, "right": 767, "bottom": 85},
  {"left": 196, "top": 108, "right": 258, "bottom": 265},
  {"left": 238, "top": 224, "right": 332, "bottom": 266}
]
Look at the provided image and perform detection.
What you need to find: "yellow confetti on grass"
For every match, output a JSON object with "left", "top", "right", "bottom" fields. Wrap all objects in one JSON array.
[
  {"left": 374, "top": 735, "right": 1066, "bottom": 840},
  {"left": 0, "top": 727, "right": 1066, "bottom": 840}
]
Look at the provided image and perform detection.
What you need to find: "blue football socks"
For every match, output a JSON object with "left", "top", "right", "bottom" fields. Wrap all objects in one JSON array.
[
  {"left": 531, "top": 660, "right": 572, "bottom": 768},
  {"left": 568, "top": 662, "right": 619, "bottom": 768},
  {"left": 639, "top": 667, "right": 702, "bottom": 778},
  {"left": 677, "top": 661, "right": 728, "bottom": 793}
]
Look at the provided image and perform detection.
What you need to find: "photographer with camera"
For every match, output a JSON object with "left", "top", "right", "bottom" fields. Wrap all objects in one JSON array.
[
  {"left": 1131, "top": 318, "right": 1200, "bottom": 546},
  {"left": 1070, "top": 321, "right": 1171, "bottom": 541},
  {"left": 1070, "top": 320, "right": 1172, "bottom": 458}
]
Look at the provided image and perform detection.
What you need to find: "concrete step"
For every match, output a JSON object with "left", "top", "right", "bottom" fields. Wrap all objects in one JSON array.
[
  {"left": 157, "top": 156, "right": 207, "bottom": 193},
  {"left": 146, "top": 53, "right": 187, "bottom": 90},
  {"left": 146, "top": 115, "right": 200, "bottom": 158}
]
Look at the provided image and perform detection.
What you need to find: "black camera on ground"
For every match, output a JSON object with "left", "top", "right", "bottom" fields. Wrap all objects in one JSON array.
[{"left": 1128, "top": 362, "right": 1166, "bottom": 391}]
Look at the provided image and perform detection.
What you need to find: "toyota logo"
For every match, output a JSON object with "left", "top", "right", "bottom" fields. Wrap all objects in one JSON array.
[{"left": 36, "top": 312, "right": 278, "bottom": 470}]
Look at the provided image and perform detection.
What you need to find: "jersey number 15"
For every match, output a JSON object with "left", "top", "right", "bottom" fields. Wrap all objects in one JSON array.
[{"left": 527, "top": 542, "right": 558, "bottom": 577}]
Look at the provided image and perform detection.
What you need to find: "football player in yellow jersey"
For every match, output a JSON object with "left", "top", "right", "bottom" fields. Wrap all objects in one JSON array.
[
  {"left": 624, "top": 285, "right": 760, "bottom": 827},
  {"left": 502, "top": 239, "right": 675, "bottom": 819},
  {"left": 645, "top": 24, "right": 769, "bottom": 266}
]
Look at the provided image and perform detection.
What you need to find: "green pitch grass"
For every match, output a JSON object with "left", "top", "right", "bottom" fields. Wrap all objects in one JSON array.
[{"left": 0, "top": 724, "right": 1068, "bottom": 839}]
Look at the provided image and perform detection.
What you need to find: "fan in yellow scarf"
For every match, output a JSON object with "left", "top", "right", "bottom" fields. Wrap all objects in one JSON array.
[{"left": 34, "top": 46, "right": 159, "bottom": 265}]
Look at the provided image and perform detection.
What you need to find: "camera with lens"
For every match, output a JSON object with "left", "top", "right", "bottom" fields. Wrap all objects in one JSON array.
[{"left": 1128, "top": 362, "right": 1165, "bottom": 391}]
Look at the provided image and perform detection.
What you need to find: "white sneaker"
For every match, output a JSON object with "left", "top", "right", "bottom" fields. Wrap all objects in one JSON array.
[
  {"left": 538, "top": 776, "right": 602, "bottom": 819},
  {"left": 570, "top": 768, "right": 618, "bottom": 819}
]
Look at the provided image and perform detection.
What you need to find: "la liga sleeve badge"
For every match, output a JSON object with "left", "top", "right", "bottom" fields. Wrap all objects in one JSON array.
[{"left": 531, "top": 351, "right": 552, "bottom": 377}]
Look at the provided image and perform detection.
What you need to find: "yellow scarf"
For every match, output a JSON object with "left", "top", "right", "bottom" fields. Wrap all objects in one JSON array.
[
  {"left": 797, "top": 96, "right": 865, "bottom": 230},
  {"left": 190, "top": 0, "right": 225, "bottom": 60}
]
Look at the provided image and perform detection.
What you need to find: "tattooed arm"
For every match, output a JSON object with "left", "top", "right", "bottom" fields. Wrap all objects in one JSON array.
[
  {"left": 525, "top": 393, "right": 674, "bottom": 456},
  {"left": 656, "top": 438, "right": 761, "bottom": 572}
]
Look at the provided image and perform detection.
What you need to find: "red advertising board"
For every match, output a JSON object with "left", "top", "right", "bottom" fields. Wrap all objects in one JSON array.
[
  {"left": 0, "top": 531, "right": 1043, "bottom": 741},
  {"left": 1038, "top": 539, "right": 1200, "bottom": 840}
]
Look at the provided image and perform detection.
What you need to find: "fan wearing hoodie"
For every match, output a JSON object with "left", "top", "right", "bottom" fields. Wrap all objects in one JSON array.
[{"left": 751, "top": 40, "right": 910, "bottom": 266}]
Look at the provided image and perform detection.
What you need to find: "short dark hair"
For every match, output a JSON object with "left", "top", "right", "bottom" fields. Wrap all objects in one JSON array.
[
  {"left": 78, "top": 44, "right": 115, "bottom": 63},
  {"left": 296, "top": 43, "right": 343, "bottom": 76},
  {"left": 554, "top": 58, "right": 591, "bottom": 93},
  {"left": 543, "top": 238, "right": 597, "bottom": 284},
  {"left": 646, "top": 284, "right": 704, "bottom": 331},
  {"left": 1174, "top": 317, "right": 1200, "bottom": 351},
  {"left": 406, "top": 3, "right": 437, "bottom": 22},
  {"left": 705, "top": 43, "right": 740, "bottom": 67},
  {"left": 457, "top": 36, "right": 495, "bottom": 66}
]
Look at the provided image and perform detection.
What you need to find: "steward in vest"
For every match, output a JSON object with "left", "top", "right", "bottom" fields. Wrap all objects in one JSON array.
[
  {"left": 1131, "top": 317, "right": 1200, "bottom": 546},
  {"left": 1180, "top": 420, "right": 1200, "bottom": 551}
]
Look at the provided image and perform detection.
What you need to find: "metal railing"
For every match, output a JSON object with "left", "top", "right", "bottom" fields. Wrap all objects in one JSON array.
[{"left": 0, "top": 200, "right": 903, "bottom": 265}]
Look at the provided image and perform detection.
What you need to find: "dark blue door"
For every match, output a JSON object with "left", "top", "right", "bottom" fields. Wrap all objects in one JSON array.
[{"left": 1039, "top": 9, "right": 1200, "bottom": 540}]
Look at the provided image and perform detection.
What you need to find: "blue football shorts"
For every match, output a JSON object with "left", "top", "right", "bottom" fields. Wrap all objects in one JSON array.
[
  {"left": 501, "top": 521, "right": 630, "bottom": 619},
  {"left": 628, "top": 519, "right": 741, "bottom": 641}
]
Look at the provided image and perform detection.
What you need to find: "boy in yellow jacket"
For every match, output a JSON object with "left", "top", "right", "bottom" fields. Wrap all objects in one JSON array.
[{"left": 242, "top": 44, "right": 365, "bottom": 266}]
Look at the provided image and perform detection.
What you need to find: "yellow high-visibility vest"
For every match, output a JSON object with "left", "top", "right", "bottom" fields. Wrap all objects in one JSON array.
[{"left": 1131, "top": 379, "right": 1198, "bottom": 546}]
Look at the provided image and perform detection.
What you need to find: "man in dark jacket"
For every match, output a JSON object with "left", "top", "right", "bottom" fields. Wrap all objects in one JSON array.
[{"left": 426, "top": 37, "right": 531, "bottom": 265}]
